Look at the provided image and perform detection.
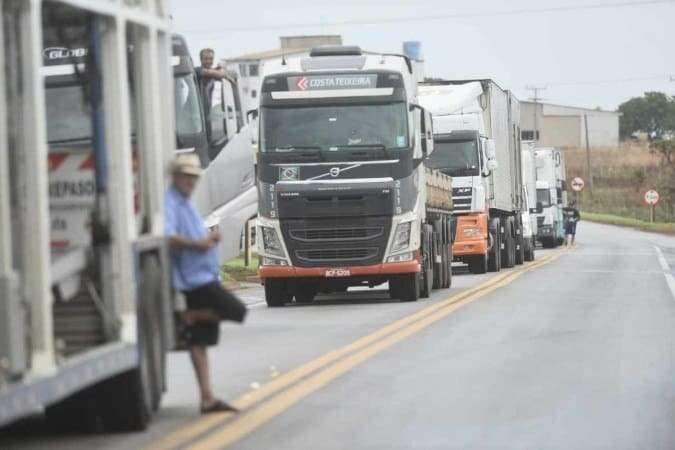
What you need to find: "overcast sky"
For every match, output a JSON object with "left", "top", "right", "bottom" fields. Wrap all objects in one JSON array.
[{"left": 169, "top": 0, "right": 674, "bottom": 110}]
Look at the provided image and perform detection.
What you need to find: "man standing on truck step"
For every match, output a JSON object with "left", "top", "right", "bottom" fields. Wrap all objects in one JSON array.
[
  {"left": 563, "top": 201, "right": 581, "bottom": 247},
  {"left": 166, "top": 154, "right": 247, "bottom": 414}
]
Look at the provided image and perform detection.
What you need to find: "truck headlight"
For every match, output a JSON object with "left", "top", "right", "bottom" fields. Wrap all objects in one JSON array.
[
  {"left": 462, "top": 226, "right": 482, "bottom": 238},
  {"left": 387, "top": 251, "right": 414, "bottom": 263},
  {"left": 261, "top": 226, "right": 284, "bottom": 256},
  {"left": 391, "top": 221, "right": 412, "bottom": 252},
  {"left": 262, "top": 256, "right": 288, "bottom": 266}
]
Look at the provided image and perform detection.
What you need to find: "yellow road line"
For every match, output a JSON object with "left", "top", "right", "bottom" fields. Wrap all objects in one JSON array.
[
  {"left": 148, "top": 251, "right": 562, "bottom": 450},
  {"left": 186, "top": 251, "right": 565, "bottom": 450}
]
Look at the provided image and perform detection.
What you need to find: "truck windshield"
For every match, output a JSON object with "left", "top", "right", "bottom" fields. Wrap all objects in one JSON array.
[
  {"left": 537, "top": 188, "right": 551, "bottom": 207},
  {"left": 45, "top": 84, "right": 91, "bottom": 143},
  {"left": 427, "top": 140, "right": 480, "bottom": 176},
  {"left": 174, "top": 74, "right": 203, "bottom": 138},
  {"left": 261, "top": 103, "right": 408, "bottom": 153}
]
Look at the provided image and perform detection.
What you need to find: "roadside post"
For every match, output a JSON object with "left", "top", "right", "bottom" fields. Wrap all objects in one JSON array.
[{"left": 644, "top": 189, "right": 660, "bottom": 222}]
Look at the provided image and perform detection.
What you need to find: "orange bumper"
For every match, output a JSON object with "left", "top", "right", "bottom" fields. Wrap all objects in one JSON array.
[
  {"left": 452, "top": 213, "right": 489, "bottom": 257},
  {"left": 259, "top": 260, "right": 421, "bottom": 280}
]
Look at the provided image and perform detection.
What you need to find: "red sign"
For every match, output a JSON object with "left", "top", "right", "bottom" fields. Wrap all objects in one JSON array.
[
  {"left": 296, "top": 76, "right": 309, "bottom": 91},
  {"left": 644, "top": 190, "right": 660, "bottom": 206},
  {"left": 571, "top": 177, "right": 585, "bottom": 192}
]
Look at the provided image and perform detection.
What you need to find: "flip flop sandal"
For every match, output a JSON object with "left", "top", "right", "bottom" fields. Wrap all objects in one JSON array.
[{"left": 201, "top": 400, "right": 239, "bottom": 414}]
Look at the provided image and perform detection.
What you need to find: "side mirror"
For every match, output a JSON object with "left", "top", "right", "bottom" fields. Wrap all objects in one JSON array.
[
  {"left": 485, "top": 139, "right": 496, "bottom": 160},
  {"left": 247, "top": 109, "right": 258, "bottom": 121},
  {"left": 486, "top": 159, "right": 498, "bottom": 171},
  {"left": 536, "top": 201, "right": 543, "bottom": 213}
]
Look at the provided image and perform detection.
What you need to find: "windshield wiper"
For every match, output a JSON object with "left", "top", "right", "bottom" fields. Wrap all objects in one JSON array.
[
  {"left": 49, "top": 136, "right": 90, "bottom": 144},
  {"left": 334, "top": 144, "right": 392, "bottom": 159}
]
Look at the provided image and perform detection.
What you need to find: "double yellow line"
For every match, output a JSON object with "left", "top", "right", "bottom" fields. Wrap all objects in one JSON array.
[{"left": 148, "top": 250, "right": 565, "bottom": 450}]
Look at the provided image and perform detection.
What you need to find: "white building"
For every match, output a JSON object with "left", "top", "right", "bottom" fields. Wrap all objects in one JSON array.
[
  {"left": 520, "top": 101, "right": 620, "bottom": 148},
  {"left": 223, "top": 35, "right": 342, "bottom": 116}
]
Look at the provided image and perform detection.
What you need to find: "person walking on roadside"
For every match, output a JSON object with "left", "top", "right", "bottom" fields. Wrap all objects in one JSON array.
[
  {"left": 563, "top": 201, "right": 581, "bottom": 247},
  {"left": 165, "top": 154, "right": 247, "bottom": 414}
]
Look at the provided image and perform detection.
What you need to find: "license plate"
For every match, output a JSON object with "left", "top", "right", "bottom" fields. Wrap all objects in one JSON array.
[{"left": 325, "top": 268, "right": 350, "bottom": 277}]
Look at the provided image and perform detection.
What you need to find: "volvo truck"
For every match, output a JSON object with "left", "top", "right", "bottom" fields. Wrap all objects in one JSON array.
[
  {"left": 254, "top": 46, "right": 454, "bottom": 306},
  {"left": 534, "top": 147, "right": 567, "bottom": 247},
  {"left": 418, "top": 80, "right": 524, "bottom": 274},
  {"left": 1, "top": 0, "right": 176, "bottom": 431},
  {"left": 521, "top": 141, "right": 538, "bottom": 261}
]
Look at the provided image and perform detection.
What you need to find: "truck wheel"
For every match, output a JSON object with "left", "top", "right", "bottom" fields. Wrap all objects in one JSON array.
[
  {"left": 468, "top": 254, "right": 488, "bottom": 274},
  {"left": 432, "top": 231, "right": 442, "bottom": 290},
  {"left": 264, "top": 278, "right": 291, "bottom": 307},
  {"left": 139, "top": 255, "right": 165, "bottom": 412},
  {"left": 442, "top": 243, "right": 452, "bottom": 288},
  {"left": 515, "top": 231, "right": 525, "bottom": 265},
  {"left": 488, "top": 218, "right": 501, "bottom": 272},
  {"left": 502, "top": 218, "right": 515, "bottom": 269},
  {"left": 525, "top": 238, "right": 535, "bottom": 261},
  {"left": 295, "top": 284, "right": 317, "bottom": 303},
  {"left": 399, "top": 273, "right": 420, "bottom": 302},
  {"left": 420, "top": 225, "right": 433, "bottom": 298}
]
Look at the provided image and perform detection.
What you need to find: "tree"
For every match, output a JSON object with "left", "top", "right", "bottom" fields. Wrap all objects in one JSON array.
[{"left": 618, "top": 92, "right": 675, "bottom": 140}]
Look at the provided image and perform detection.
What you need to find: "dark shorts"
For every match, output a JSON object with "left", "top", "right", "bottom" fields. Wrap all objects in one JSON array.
[
  {"left": 183, "top": 281, "right": 247, "bottom": 347},
  {"left": 565, "top": 221, "right": 577, "bottom": 235}
]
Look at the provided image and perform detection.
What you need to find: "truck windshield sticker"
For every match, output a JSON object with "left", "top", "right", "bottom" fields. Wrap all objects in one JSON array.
[
  {"left": 396, "top": 136, "right": 406, "bottom": 147},
  {"left": 288, "top": 75, "right": 377, "bottom": 91}
]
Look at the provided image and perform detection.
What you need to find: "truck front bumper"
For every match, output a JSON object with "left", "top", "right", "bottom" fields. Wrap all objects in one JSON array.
[{"left": 259, "top": 260, "right": 421, "bottom": 280}]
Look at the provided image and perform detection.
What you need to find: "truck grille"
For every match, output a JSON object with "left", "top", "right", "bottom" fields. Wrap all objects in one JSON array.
[
  {"left": 280, "top": 216, "right": 391, "bottom": 268},
  {"left": 289, "top": 227, "right": 383, "bottom": 242},
  {"left": 296, "top": 247, "right": 378, "bottom": 263}
]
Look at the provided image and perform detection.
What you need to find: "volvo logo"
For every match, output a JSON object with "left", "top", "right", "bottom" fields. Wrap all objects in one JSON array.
[{"left": 329, "top": 167, "right": 340, "bottom": 177}]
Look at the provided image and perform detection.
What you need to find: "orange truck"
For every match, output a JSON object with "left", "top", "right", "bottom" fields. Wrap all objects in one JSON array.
[{"left": 419, "top": 79, "right": 525, "bottom": 273}]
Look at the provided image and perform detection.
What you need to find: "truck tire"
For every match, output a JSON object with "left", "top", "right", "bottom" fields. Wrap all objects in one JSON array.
[
  {"left": 515, "top": 231, "right": 525, "bottom": 266},
  {"left": 468, "top": 254, "right": 488, "bottom": 274},
  {"left": 525, "top": 238, "right": 535, "bottom": 261},
  {"left": 398, "top": 273, "right": 420, "bottom": 302},
  {"left": 488, "top": 218, "right": 501, "bottom": 272},
  {"left": 432, "top": 231, "right": 442, "bottom": 290},
  {"left": 264, "top": 278, "right": 291, "bottom": 307},
  {"left": 502, "top": 218, "right": 516, "bottom": 269},
  {"left": 420, "top": 225, "right": 433, "bottom": 298},
  {"left": 295, "top": 284, "right": 317, "bottom": 303},
  {"left": 442, "top": 243, "right": 452, "bottom": 288}
]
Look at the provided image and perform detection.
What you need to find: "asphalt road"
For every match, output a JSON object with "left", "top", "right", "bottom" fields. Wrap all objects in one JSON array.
[{"left": 2, "top": 221, "right": 675, "bottom": 450}]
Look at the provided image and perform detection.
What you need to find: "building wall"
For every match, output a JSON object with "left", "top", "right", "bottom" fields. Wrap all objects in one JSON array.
[{"left": 520, "top": 102, "right": 619, "bottom": 148}]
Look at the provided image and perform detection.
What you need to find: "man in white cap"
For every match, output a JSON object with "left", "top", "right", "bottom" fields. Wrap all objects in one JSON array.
[{"left": 165, "top": 154, "right": 247, "bottom": 414}]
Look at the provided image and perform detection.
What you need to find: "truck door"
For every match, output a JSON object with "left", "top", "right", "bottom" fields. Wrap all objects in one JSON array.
[
  {"left": 223, "top": 77, "right": 240, "bottom": 141},
  {"left": 204, "top": 79, "right": 227, "bottom": 160}
]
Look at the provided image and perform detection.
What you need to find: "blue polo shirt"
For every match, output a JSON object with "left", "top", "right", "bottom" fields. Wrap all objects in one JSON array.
[{"left": 165, "top": 186, "right": 219, "bottom": 291}]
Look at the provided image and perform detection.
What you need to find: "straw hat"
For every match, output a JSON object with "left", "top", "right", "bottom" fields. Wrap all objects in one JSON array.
[{"left": 170, "top": 153, "right": 202, "bottom": 177}]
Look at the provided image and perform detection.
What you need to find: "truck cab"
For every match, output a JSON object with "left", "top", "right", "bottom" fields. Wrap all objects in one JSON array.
[
  {"left": 534, "top": 147, "right": 567, "bottom": 247},
  {"left": 254, "top": 45, "right": 452, "bottom": 305}
]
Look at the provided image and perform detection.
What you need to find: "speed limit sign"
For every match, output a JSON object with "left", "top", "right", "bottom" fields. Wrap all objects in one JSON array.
[
  {"left": 571, "top": 177, "right": 585, "bottom": 192},
  {"left": 644, "top": 189, "right": 660, "bottom": 206}
]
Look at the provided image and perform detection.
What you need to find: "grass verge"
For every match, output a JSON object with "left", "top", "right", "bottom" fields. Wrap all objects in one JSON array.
[
  {"left": 221, "top": 253, "right": 259, "bottom": 283},
  {"left": 581, "top": 211, "right": 675, "bottom": 235}
]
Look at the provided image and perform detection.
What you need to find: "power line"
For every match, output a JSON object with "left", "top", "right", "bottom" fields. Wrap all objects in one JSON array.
[{"left": 182, "top": 0, "right": 675, "bottom": 35}]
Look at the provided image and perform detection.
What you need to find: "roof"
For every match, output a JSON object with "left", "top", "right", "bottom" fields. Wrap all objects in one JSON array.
[
  {"left": 521, "top": 100, "right": 620, "bottom": 115},
  {"left": 225, "top": 47, "right": 308, "bottom": 62}
]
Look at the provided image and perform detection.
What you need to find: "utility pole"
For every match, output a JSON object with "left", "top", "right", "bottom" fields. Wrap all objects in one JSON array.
[
  {"left": 584, "top": 114, "right": 594, "bottom": 196},
  {"left": 526, "top": 85, "right": 547, "bottom": 143}
]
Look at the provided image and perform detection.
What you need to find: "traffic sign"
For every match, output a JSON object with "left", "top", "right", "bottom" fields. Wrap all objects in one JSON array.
[
  {"left": 644, "top": 189, "right": 660, "bottom": 206},
  {"left": 571, "top": 177, "right": 585, "bottom": 192}
]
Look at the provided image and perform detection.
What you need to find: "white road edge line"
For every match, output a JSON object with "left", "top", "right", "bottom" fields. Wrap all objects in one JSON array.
[
  {"left": 654, "top": 245, "right": 670, "bottom": 272},
  {"left": 654, "top": 245, "right": 675, "bottom": 301}
]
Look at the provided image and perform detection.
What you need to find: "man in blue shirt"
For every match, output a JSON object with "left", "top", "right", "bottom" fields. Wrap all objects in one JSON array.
[{"left": 166, "top": 154, "right": 247, "bottom": 414}]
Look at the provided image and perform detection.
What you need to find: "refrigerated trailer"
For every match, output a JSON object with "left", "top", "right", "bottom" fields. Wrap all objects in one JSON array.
[
  {"left": 521, "top": 140, "right": 538, "bottom": 261},
  {"left": 418, "top": 80, "right": 524, "bottom": 274},
  {"left": 254, "top": 46, "right": 454, "bottom": 306},
  {"left": 534, "top": 147, "right": 567, "bottom": 247},
  {"left": 0, "top": 0, "right": 176, "bottom": 430}
]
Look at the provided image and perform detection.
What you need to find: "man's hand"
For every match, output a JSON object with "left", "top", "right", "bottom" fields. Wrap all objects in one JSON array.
[
  {"left": 192, "top": 237, "right": 217, "bottom": 252},
  {"left": 208, "top": 230, "right": 221, "bottom": 243}
]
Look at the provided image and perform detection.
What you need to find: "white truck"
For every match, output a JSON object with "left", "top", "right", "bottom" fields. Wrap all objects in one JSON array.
[
  {"left": 533, "top": 147, "right": 567, "bottom": 247},
  {"left": 520, "top": 141, "right": 538, "bottom": 261},
  {"left": 418, "top": 80, "right": 524, "bottom": 274},
  {"left": 1, "top": 0, "right": 176, "bottom": 431},
  {"left": 254, "top": 45, "right": 454, "bottom": 305}
]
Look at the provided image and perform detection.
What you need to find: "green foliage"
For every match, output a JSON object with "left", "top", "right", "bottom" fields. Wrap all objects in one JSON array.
[
  {"left": 581, "top": 211, "right": 675, "bottom": 235},
  {"left": 618, "top": 92, "right": 675, "bottom": 139}
]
